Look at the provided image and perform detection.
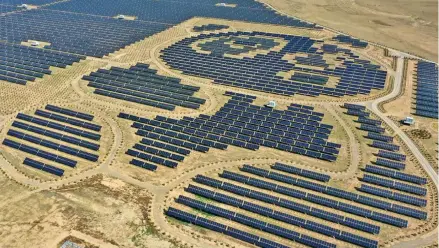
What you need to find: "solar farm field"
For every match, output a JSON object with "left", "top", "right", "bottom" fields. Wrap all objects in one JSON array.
[{"left": 0, "top": 1, "right": 437, "bottom": 248}]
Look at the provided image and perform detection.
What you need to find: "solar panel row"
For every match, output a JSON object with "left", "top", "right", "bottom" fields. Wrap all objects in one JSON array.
[
  {"left": 362, "top": 174, "right": 427, "bottom": 197},
  {"left": 165, "top": 207, "right": 292, "bottom": 248},
  {"left": 374, "top": 158, "right": 405, "bottom": 170},
  {"left": 186, "top": 184, "right": 380, "bottom": 235},
  {"left": 35, "top": 109, "right": 101, "bottom": 132},
  {"left": 129, "top": 158, "right": 157, "bottom": 171},
  {"left": 359, "top": 124, "right": 385, "bottom": 133},
  {"left": 195, "top": 173, "right": 407, "bottom": 227},
  {"left": 358, "top": 184, "right": 427, "bottom": 207},
  {"left": 370, "top": 141, "right": 399, "bottom": 152},
  {"left": 365, "top": 165, "right": 427, "bottom": 185},
  {"left": 23, "top": 157, "right": 64, "bottom": 176},
  {"left": 235, "top": 166, "right": 425, "bottom": 220},
  {"left": 357, "top": 116, "right": 382, "bottom": 126},
  {"left": 16, "top": 113, "right": 101, "bottom": 141},
  {"left": 271, "top": 162, "right": 331, "bottom": 182},
  {"left": 366, "top": 132, "right": 393, "bottom": 142},
  {"left": 12, "top": 120, "right": 100, "bottom": 151},
  {"left": 45, "top": 104, "right": 94, "bottom": 121},
  {"left": 7, "top": 129, "right": 99, "bottom": 162},
  {"left": 377, "top": 150, "right": 406, "bottom": 162},
  {"left": 3, "top": 138, "right": 77, "bottom": 167},
  {"left": 177, "top": 195, "right": 377, "bottom": 248}
]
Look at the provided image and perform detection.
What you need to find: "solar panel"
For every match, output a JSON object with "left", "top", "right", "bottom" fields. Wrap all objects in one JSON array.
[
  {"left": 362, "top": 174, "right": 427, "bottom": 196},
  {"left": 344, "top": 103, "right": 366, "bottom": 110},
  {"left": 377, "top": 150, "right": 406, "bottom": 161},
  {"left": 374, "top": 158, "right": 405, "bottom": 170},
  {"left": 370, "top": 141, "right": 399, "bottom": 151},
  {"left": 3, "top": 139, "right": 77, "bottom": 167},
  {"left": 23, "top": 157, "right": 64, "bottom": 176},
  {"left": 358, "top": 184, "right": 427, "bottom": 207},
  {"left": 271, "top": 162, "right": 331, "bottom": 182},
  {"left": 365, "top": 165, "right": 426, "bottom": 185},
  {"left": 45, "top": 105, "right": 94, "bottom": 121}
]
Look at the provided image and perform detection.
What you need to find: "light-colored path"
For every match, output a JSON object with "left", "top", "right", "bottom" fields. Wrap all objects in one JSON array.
[{"left": 366, "top": 56, "right": 438, "bottom": 186}]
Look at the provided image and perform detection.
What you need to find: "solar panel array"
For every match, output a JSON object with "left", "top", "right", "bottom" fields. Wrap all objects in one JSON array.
[
  {"left": 233, "top": 165, "right": 425, "bottom": 220},
  {"left": 161, "top": 31, "right": 386, "bottom": 97},
  {"left": 176, "top": 195, "right": 340, "bottom": 248},
  {"left": 165, "top": 207, "right": 293, "bottom": 248},
  {"left": 342, "top": 104, "right": 428, "bottom": 212},
  {"left": 193, "top": 24, "right": 229, "bottom": 32},
  {"left": 82, "top": 63, "right": 205, "bottom": 111},
  {"left": 2, "top": 0, "right": 60, "bottom": 5},
  {"left": 118, "top": 93, "right": 341, "bottom": 170},
  {"left": 333, "top": 34, "right": 368, "bottom": 48},
  {"left": 413, "top": 61, "right": 438, "bottom": 119},
  {"left": 0, "top": 42, "right": 84, "bottom": 85},
  {"left": 0, "top": 4, "right": 19, "bottom": 14},
  {"left": 169, "top": 168, "right": 393, "bottom": 247},
  {"left": 1, "top": 105, "right": 102, "bottom": 176},
  {"left": 187, "top": 172, "right": 386, "bottom": 247},
  {"left": 0, "top": 10, "right": 170, "bottom": 58},
  {"left": 44, "top": 0, "right": 316, "bottom": 28}
]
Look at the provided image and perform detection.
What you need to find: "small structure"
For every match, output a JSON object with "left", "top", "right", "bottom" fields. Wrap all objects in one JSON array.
[
  {"left": 403, "top": 116, "right": 415, "bottom": 125},
  {"left": 30, "top": 41, "right": 40, "bottom": 47},
  {"left": 116, "top": 14, "right": 126, "bottom": 20},
  {"left": 60, "top": 240, "right": 82, "bottom": 248},
  {"left": 265, "top": 100, "right": 276, "bottom": 108},
  {"left": 17, "top": 4, "right": 30, "bottom": 9}
]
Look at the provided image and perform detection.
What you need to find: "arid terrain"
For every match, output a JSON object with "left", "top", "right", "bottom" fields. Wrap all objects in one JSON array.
[{"left": 260, "top": 0, "right": 438, "bottom": 62}]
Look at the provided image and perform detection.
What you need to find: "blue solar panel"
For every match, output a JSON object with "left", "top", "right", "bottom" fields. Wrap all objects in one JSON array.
[
  {"left": 364, "top": 165, "right": 426, "bottom": 185},
  {"left": 413, "top": 61, "right": 438, "bottom": 119},
  {"left": 23, "top": 157, "right": 64, "bottom": 176},
  {"left": 358, "top": 184, "right": 427, "bottom": 207},
  {"left": 204, "top": 170, "right": 408, "bottom": 227},
  {"left": 3, "top": 139, "right": 77, "bottom": 167},
  {"left": 362, "top": 174, "right": 427, "bottom": 196}
]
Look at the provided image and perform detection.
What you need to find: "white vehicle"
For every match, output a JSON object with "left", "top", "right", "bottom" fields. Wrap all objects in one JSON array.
[
  {"left": 30, "top": 41, "right": 40, "bottom": 47},
  {"left": 116, "top": 14, "right": 126, "bottom": 20}
]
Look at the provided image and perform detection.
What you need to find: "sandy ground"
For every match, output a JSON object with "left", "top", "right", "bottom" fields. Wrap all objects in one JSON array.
[
  {"left": 0, "top": 17, "right": 436, "bottom": 248},
  {"left": 259, "top": 0, "right": 438, "bottom": 62}
]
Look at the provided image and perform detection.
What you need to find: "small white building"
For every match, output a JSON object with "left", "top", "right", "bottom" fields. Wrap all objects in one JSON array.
[
  {"left": 30, "top": 41, "right": 40, "bottom": 47},
  {"left": 18, "top": 4, "right": 30, "bottom": 9},
  {"left": 403, "top": 116, "right": 415, "bottom": 125},
  {"left": 266, "top": 101, "right": 276, "bottom": 108}
]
